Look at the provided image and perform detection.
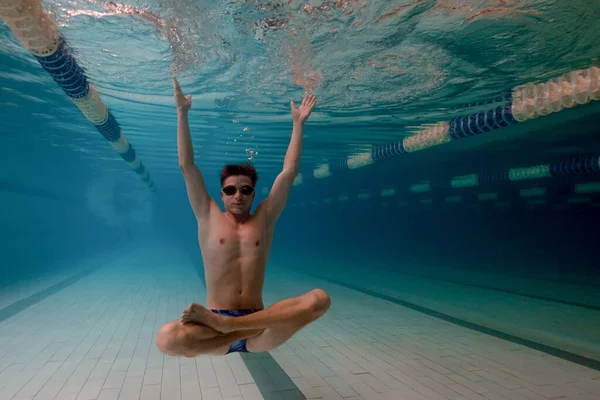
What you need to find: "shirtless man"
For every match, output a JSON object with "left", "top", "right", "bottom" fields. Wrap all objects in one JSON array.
[{"left": 155, "top": 77, "right": 330, "bottom": 357}]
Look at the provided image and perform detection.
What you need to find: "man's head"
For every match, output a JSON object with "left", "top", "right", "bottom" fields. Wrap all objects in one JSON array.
[{"left": 219, "top": 163, "right": 258, "bottom": 216}]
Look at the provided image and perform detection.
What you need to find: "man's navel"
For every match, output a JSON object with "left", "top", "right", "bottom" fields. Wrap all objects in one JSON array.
[
  {"left": 219, "top": 238, "right": 225, "bottom": 245},
  {"left": 256, "top": 240, "right": 260, "bottom": 247}
]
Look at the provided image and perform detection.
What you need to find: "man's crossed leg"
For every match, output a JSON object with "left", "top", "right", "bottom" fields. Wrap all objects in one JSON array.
[{"left": 155, "top": 289, "right": 331, "bottom": 357}]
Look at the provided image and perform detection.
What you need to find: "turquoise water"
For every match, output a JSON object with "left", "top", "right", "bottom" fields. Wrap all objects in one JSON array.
[{"left": 2, "top": 0, "right": 600, "bottom": 384}]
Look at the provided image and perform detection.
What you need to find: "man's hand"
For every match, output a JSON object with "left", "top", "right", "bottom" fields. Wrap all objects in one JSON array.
[
  {"left": 291, "top": 93, "right": 317, "bottom": 125},
  {"left": 173, "top": 76, "right": 192, "bottom": 112}
]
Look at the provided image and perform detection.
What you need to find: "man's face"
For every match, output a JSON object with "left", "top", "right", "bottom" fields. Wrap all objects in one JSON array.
[{"left": 220, "top": 175, "right": 255, "bottom": 215}]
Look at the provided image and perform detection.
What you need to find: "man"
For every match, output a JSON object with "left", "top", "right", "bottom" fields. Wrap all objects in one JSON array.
[{"left": 155, "top": 77, "right": 330, "bottom": 357}]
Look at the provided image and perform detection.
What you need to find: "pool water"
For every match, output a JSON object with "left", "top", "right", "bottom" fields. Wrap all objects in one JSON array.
[{"left": 1, "top": 1, "right": 600, "bottom": 399}]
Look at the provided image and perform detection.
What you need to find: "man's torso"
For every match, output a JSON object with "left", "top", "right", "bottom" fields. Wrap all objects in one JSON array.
[{"left": 198, "top": 202, "right": 274, "bottom": 309}]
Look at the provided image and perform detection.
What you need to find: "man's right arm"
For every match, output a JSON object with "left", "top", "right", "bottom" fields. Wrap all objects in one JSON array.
[{"left": 174, "top": 77, "right": 212, "bottom": 221}]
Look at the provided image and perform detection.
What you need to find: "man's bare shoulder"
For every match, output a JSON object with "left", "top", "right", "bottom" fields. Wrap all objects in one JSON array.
[
  {"left": 196, "top": 198, "right": 222, "bottom": 224},
  {"left": 251, "top": 200, "right": 278, "bottom": 232},
  {"left": 252, "top": 199, "right": 271, "bottom": 219}
]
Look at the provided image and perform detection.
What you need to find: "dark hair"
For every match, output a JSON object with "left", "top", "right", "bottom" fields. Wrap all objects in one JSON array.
[{"left": 220, "top": 163, "right": 258, "bottom": 187}]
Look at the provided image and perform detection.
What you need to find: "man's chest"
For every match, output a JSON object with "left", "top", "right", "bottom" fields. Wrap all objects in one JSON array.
[{"left": 200, "top": 218, "right": 271, "bottom": 258}]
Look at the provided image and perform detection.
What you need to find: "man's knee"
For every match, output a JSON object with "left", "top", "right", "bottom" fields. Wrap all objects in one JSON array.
[
  {"left": 307, "top": 288, "right": 331, "bottom": 316},
  {"left": 156, "top": 321, "right": 182, "bottom": 356},
  {"left": 156, "top": 321, "right": 196, "bottom": 357}
]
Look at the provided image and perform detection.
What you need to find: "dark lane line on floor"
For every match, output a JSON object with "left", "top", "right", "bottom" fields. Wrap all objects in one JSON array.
[
  {"left": 303, "top": 271, "right": 600, "bottom": 371},
  {"left": 0, "top": 264, "right": 105, "bottom": 323},
  {"left": 185, "top": 246, "right": 307, "bottom": 400},
  {"left": 390, "top": 270, "right": 600, "bottom": 311}
]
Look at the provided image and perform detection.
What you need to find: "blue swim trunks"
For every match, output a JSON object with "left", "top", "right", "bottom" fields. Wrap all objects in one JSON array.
[{"left": 210, "top": 308, "right": 262, "bottom": 354}]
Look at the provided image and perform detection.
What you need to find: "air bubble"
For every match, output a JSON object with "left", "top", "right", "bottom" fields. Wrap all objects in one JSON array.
[{"left": 246, "top": 148, "right": 258, "bottom": 161}]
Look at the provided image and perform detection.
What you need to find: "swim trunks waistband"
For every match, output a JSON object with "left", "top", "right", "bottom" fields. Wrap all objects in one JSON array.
[{"left": 210, "top": 308, "right": 263, "bottom": 317}]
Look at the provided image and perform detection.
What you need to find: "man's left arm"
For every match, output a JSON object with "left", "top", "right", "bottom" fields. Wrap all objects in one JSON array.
[{"left": 262, "top": 93, "right": 317, "bottom": 224}]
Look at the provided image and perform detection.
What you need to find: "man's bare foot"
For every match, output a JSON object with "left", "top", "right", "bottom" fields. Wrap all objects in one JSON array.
[{"left": 181, "top": 303, "right": 224, "bottom": 331}]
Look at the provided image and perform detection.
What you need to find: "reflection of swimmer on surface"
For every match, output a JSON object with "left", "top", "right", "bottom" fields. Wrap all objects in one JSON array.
[
  {"left": 227, "top": 1, "right": 321, "bottom": 92},
  {"left": 374, "top": 0, "right": 542, "bottom": 24},
  {"left": 461, "top": 1, "right": 543, "bottom": 22},
  {"left": 103, "top": 1, "right": 191, "bottom": 68},
  {"left": 302, "top": 0, "right": 366, "bottom": 16},
  {"left": 107, "top": 1, "right": 200, "bottom": 71},
  {"left": 64, "top": 1, "right": 203, "bottom": 72},
  {"left": 288, "top": 31, "right": 322, "bottom": 93},
  {"left": 238, "top": 1, "right": 322, "bottom": 92},
  {"left": 103, "top": 1, "right": 167, "bottom": 30},
  {"left": 64, "top": 1, "right": 167, "bottom": 29},
  {"left": 236, "top": 0, "right": 288, "bottom": 42},
  {"left": 103, "top": 2, "right": 230, "bottom": 46},
  {"left": 283, "top": 25, "right": 322, "bottom": 92}
]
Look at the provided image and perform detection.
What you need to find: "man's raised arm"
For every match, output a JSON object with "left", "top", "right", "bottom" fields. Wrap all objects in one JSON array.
[
  {"left": 174, "top": 76, "right": 212, "bottom": 221},
  {"left": 263, "top": 94, "right": 317, "bottom": 223}
]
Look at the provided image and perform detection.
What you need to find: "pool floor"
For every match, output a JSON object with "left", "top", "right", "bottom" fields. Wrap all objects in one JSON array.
[{"left": 0, "top": 245, "right": 599, "bottom": 400}]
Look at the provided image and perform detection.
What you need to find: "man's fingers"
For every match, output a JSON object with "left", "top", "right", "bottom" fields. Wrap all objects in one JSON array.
[
  {"left": 173, "top": 76, "right": 182, "bottom": 94},
  {"left": 292, "top": 94, "right": 317, "bottom": 112}
]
